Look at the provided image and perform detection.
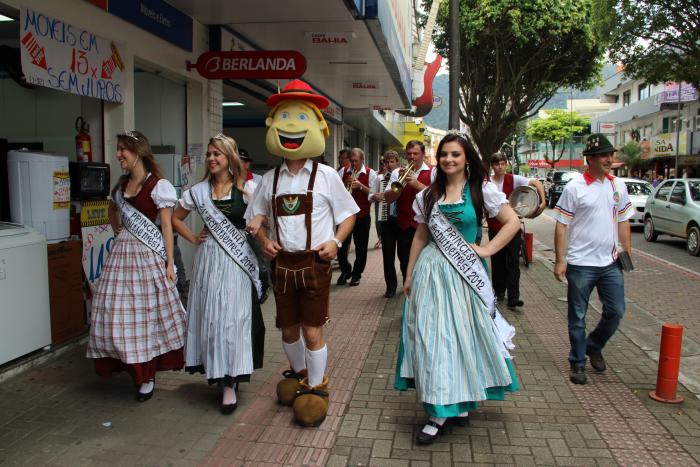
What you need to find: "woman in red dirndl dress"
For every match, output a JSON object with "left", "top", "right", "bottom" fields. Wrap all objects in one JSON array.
[{"left": 87, "top": 131, "right": 186, "bottom": 401}]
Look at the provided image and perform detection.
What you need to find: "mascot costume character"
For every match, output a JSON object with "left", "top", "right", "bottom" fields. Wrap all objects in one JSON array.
[{"left": 247, "top": 80, "right": 357, "bottom": 427}]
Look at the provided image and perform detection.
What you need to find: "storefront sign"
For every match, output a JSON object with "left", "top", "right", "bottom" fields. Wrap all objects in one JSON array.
[
  {"left": 20, "top": 7, "right": 125, "bottom": 103},
  {"left": 80, "top": 200, "right": 115, "bottom": 292},
  {"left": 351, "top": 80, "right": 379, "bottom": 90},
  {"left": 87, "top": 0, "right": 193, "bottom": 52},
  {"left": 652, "top": 132, "right": 689, "bottom": 157},
  {"left": 599, "top": 122, "right": 616, "bottom": 134},
  {"left": 321, "top": 101, "right": 343, "bottom": 123},
  {"left": 306, "top": 32, "right": 353, "bottom": 45},
  {"left": 527, "top": 159, "right": 584, "bottom": 168},
  {"left": 188, "top": 51, "right": 307, "bottom": 80},
  {"left": 655, "top": 82, "right": 698, "bottom": 106}
]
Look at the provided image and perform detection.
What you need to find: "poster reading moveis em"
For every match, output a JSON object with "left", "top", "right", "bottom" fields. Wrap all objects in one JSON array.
[{"left": 19, "top": 7, "right": 126, "bottom": 103}]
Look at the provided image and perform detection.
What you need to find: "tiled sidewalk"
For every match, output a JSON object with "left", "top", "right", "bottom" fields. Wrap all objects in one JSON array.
[
  {"left": 327, "top": 257, "right": 700, "bottom": 466},
  {"left": 1, "top": 249, "right": 699, "bottom": 466}
]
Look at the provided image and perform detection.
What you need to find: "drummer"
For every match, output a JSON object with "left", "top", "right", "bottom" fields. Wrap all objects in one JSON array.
[{"left": 487, "top": 152, "right": 545, "bottom": 310}]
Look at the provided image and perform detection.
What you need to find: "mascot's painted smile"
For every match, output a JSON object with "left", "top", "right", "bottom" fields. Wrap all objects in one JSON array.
[{"left": 278, "top": 130, "right": 307, "bottom": 150}]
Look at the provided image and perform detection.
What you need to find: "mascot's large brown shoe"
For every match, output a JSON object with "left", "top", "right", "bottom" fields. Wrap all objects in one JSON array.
[
  {"left": 293, "top": 376, "right": 329, "bottom": 427},
  {"left": 276, "top": 369, "right": 307, "bottom": 406}
]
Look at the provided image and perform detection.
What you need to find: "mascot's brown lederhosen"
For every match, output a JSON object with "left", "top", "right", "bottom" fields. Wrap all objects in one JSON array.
[
  {"left": 270, "top": 162, "right": 331, "bottom": 330},
  {"left": 246, "top": 80, "right": 358, "bottom": 427}
]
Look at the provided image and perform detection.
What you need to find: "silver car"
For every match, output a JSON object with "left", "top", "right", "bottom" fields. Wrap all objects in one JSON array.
[
  {"left": 643, "top": 178, "right": 700, "bottom": 256},
  {"left": 617, "top": 177, "right": 652, "bottom": 227}
]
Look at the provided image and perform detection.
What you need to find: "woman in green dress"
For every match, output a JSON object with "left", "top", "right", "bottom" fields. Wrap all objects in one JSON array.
[{"left": 395, "top": 133, "right": 520, "bottom": 444}]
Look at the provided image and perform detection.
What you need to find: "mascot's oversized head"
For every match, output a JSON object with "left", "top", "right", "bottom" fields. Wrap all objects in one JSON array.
[{"left": 265, "top": 79, "right": 330, "bottom": 160}]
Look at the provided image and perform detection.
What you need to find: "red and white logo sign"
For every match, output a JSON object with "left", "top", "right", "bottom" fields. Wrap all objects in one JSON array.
[
  {"left": 599, "top": 122, "right": 616, "bottom": 134},
  {"left": 527, "top": 159, "right": 583, "bottom": 168},
  {"left": 188, "top": 51, "right": 306, "bottom": 80},
  {"left": 307, "top": 32, "right": 352, "bottom": 45}
]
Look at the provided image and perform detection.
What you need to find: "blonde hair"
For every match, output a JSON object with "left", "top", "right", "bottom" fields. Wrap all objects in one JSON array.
[{"left": 204, "top": 134, "right": 245, "bottom": 191}]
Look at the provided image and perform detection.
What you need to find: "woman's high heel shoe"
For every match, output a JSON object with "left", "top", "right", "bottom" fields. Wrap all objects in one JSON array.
[
  {"left": 416, "top": 419, "right": 447, "bottom": 445},
  {"left": 136, "top": 378, "right": 155, "bottom": 402}
]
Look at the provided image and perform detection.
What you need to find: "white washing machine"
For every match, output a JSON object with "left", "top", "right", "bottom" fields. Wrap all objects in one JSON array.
[{"left": 0, "top": 222, "right": 51, "bottom": 365}]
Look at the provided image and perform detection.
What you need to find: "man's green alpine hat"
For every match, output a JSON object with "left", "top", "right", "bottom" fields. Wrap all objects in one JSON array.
[{"left": 583, "top": 133, "right": 617, "bottom": 156}]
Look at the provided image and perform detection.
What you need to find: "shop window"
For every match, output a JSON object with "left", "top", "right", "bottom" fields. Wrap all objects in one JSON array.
[
  {"left": 638, "top": 83, "right": 649, "bottom": 100},
  {"left": 622, "top": 90, "right": 631, "bottom": 107}
]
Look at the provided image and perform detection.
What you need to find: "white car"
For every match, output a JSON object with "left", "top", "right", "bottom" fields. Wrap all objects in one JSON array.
[{"left": 617, "top": 177, "right": 652, "bottom": 226}]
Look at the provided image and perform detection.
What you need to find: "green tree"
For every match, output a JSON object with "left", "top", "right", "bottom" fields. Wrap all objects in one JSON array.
[
  {"left": 526, "top": 110, "right": 590, "bottom": 169},
  {"left": 427, "top": 0, "right": 605, "bottom": 158},
  {"left": 599, "top": 0, "right": 700, "bottom": 90},
  {"left": 617, "top": 141, "right": 644, "bottom": 176}
]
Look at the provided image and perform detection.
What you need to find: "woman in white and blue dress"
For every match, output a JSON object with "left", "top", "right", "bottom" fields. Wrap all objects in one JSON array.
[
  {"left": 172, "top": 134, "right": 264, "bottom": 415},
  {"left": 394, "top": 133, "right": 521, "bottom": 444}
]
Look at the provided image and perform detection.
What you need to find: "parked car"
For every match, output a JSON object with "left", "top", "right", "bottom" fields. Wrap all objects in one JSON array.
[
  {"left": 617, "top": 177, "right": 652, "bottom": 227},
  {"left": 643, "top": 178, "right": 700, "bottom": 256},
  {"left": 547, "top": 170, "right": 579, "bottom": 208}
]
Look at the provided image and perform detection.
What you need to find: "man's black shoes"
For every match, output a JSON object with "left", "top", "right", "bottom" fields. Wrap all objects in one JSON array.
[
  {"left": 586, "top": 350, "right": 607, "bottom": 372},
  {"left": 336, "top": 273, "right": 350, "bottom": 286},
  {"left": 507, "top": 298, "right": 524, "bottom": 309},
  {"left": 569, "top": 365, "right": 587, "bottom": 385}
]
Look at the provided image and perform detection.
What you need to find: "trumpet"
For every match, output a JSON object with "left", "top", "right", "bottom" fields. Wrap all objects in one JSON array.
[
  {"left": 390, "top": 162, "right": 415, "bottom": 193},
  {"left": 346, "top": 169, "right": 359, "bottom": 193}
]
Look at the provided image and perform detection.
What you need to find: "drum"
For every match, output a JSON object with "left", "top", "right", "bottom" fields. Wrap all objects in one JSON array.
[{"left": 509, "top": 185, "right": 540, "bottom": 218}]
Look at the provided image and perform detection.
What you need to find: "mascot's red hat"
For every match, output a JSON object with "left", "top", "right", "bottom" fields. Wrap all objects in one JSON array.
[{"left": 267, "top": 79, "right": 330, "bottom": 110}]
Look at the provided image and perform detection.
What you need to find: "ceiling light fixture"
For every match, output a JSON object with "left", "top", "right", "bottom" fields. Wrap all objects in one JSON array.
[
  {"left": 329, "top": 61, "right": 368, "bottom": 65},
  {"left": 222, "top": 101, "right": 244, "bottom": 107},
  {"left": 0, "top": 14, "right": 15, "bottom": 21}
]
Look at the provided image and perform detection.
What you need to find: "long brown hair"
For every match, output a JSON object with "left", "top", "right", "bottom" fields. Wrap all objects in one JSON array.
[
  {"left": 423, "top": 133, "right": 488, "bottom": 224},
  {"left": 202, "top": 134, "right": 245, "bottom": 191},
  {"left": 111, "top": 130, "right": 163, "bottom": 197}
]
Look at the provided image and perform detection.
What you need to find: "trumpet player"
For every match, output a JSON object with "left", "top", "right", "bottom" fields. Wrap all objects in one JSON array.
[
  {"left": 337, "top": 148, "right": 377, "bottom": 287},
  {"left": 384, "top": 140, "right": 433, "bottom": 284}
]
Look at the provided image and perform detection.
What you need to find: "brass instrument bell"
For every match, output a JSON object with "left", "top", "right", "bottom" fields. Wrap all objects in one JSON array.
[{"left": 390, "top": 162, "right": 415, "bottom": 193}]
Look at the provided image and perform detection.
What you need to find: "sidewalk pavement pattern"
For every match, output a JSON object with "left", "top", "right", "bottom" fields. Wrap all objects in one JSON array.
[{"left": 1, "top": 248, "right": 699, "bottom": 466}]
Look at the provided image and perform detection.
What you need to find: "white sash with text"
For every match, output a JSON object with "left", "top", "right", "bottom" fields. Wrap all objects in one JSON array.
[
  {"left": 190, "top": 182, "right": 262, "bottom": 299},
  {"left": 114, "top": 188, "right": 167, "bottom": 260},
  {"left": 417, "top": 194, "right": 496, "bottom": 317}
]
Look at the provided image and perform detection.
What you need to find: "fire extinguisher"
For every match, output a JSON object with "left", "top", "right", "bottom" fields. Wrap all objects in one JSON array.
[{"left": 75, "top": 116, "right": 92, "bottom": 162}]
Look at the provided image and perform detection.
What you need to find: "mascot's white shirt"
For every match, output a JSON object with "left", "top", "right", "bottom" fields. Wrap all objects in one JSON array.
[{"left": 246, "top": 159, "right": 359, "bottom": 252}]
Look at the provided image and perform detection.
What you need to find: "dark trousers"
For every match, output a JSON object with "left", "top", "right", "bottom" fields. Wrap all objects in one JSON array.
[
  {"left": 488, "top": 229, "right": 521, "bottom": 300},
  {"left": 396, "top": 226, "right": 416, "bottom": 283},
  {"left": 338, "top": 215, "right": 371, "bottom": 280},
  {"left": 379, "top": 217, "right": 399, "bottom": 292}
]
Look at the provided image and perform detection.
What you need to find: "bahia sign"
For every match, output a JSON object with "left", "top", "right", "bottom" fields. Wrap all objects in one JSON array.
[{"left": 187, "top": 51, "right": 306, "bottom": 80}]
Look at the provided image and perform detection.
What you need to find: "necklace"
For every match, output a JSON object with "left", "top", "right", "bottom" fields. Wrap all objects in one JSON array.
[{"left": 211, "top": 179, "right": 233, "bottom": 200}]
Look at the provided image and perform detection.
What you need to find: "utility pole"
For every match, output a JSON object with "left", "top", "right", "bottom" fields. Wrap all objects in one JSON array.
[
  {"left": 448, "top": 0, "right": 460, "bottom": 130},
  {"left": 674, "top": 82, "right": 682, "bottom": 177},
  {"left": 569, "top": 89, "right": 574, "bottom": 170}
]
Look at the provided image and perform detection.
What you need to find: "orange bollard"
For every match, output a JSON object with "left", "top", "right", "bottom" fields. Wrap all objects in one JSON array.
[{"left": 649, "top": 323, "right": 684, "bottom": 404}]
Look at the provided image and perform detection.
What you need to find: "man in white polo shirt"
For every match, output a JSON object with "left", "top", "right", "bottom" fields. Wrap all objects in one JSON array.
[{"left": 552, "top": 133, "right": 633, "bottom": 385}]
